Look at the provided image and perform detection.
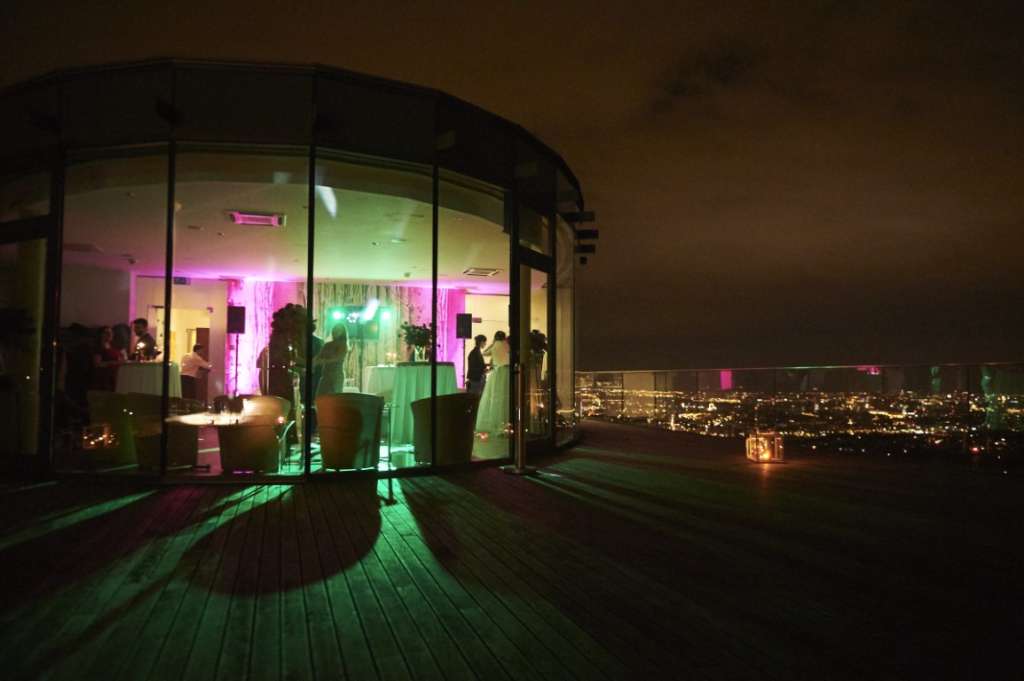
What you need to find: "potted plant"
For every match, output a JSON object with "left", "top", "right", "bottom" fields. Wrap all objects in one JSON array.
[{"left": 400, "top": 322, "right": 433, "bottom": 362}]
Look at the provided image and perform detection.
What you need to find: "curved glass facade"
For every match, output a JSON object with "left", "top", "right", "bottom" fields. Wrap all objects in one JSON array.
[{"left": 0, "top": 60, "right": 583, "bottom": 479}]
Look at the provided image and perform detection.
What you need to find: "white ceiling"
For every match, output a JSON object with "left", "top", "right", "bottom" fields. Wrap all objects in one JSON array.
[{"left": 61, "top": 153, "right": 516, "bottom": 293}]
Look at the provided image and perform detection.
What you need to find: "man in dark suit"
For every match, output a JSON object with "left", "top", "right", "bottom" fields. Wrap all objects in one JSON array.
[
  {"left": 131, "top": 318, "right": 159, "bottom": 361},
  {"left": 466, "top": 334, "right": 487, "bottom": 395}
]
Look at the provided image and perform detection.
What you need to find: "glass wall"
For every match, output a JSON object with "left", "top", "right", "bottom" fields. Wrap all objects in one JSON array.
[
  {"left": 311, "top": 153, "right": 433, "bottom": 472},
  {"left": 521, "top": 265, "right": 551, "bottom": 441},
  {"left": 0, "top": 238, "right": 46, "bottom": 467},
  {"left": 0, "top": 170, "right": 50, "bottom": 223},
  {"left": 555, "top": 216, "right": 576, "bottom": 444},
  {"left": 55, "top": 151, "right": 169, "bottom": 475},
  {"left": 167, "top": 147, "right": 308, "bottom": 478},
  {"left": 437, "top": 171, "right": 511, "bottom": 461},
  {"left": 0, "top": 61, "right": 583, "bottom": 477}
]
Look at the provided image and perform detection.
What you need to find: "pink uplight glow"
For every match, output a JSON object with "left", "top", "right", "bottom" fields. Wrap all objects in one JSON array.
[{"left": 719, "top": 370, "right": 733, "bottom": 391}]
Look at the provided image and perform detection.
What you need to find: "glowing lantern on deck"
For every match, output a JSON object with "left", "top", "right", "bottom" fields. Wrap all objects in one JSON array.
[{"left": 746, "top": 431, "right": 784, "bottom": 463}]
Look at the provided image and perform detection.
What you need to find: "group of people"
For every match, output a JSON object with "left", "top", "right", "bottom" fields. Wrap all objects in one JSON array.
[
  {"left": 467, "top": 331, "right": 511, "bottom": 435},
  {"left": 89, "top": 318, "right": 162, "bottom": 391}
]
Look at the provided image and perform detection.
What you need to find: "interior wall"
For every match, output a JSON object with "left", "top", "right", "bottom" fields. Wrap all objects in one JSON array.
[
  {"left": 465, "top": 293, "right": 510, "bottom": 381},
  {"left": 135, "top": 275, "right": 228, "bottom": 397},
  {"left": 59, "top": 264, "right": 131, "bottom": 328}
]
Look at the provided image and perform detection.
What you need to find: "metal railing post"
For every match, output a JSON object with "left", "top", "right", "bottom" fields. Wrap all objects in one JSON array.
[{"left": 503, "top": 362, "right": 536, "bottom": 476}]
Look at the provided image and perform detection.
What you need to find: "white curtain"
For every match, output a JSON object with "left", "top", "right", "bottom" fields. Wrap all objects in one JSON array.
[{"left": 303, "top": 282, "right": 432, "bottom": 390}]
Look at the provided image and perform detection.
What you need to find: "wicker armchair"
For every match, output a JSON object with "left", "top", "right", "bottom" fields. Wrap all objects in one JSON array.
[{"left": 316, "top": 393, "right": 383, "bottom": 471}]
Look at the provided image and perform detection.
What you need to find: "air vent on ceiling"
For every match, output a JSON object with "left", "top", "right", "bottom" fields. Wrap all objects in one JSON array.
[
  {"left": 64, "top": 243, "right": 104, "bottom": 253},
  {"left": 463, "top": 267, "right": 501, "bottom": 277},
  {"left": 228, "top": 211, "right": 286, "bottom": 227}
]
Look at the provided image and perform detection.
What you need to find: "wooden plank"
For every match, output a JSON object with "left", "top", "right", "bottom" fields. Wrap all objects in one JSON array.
[
  {"left": 250, "top": 485, "right": 284, "bottom": 681},
  {"left": 399, "top": 477, "right": 615, "bottom": 681},
  {"left": 279, "top": 486, "right": 314, "bottom": 681},
  {"left": 371, "top": 483, "right": 514, "bottom": 681},
  {"left": 1, "top": 486, "right": 175, "bottom": 677},
  {"left": 404, "top": 474, "right": 644, "bottom": 679},
  {"left": 110, "top": 488, "right": 234, "bottom": 681},
  {"left": 145, "top": 487, "right": 251, "bottom": 681},
  {"left": 303, "top": 483, "right": 379, "bottom": 680},
  {"left": 291, "top": 484, "right": 346, "bottom": 681},
  {"left": 377, "top": 500, "right": 543, "bottom": 680},
  {"left": 318, "top": 482, "right": 417, "bottom": 681},
  {"left": 377, "top": 483, "right": 551, "bottom": 680},
  {"left": 179, "top": 486, "right": 261, "bottom": 681},
  {"left": 390, "top": 478, "right": 579, "bottom": 681},
  {"left": 214, "top": 485, "right": 271, "bottom": 680},
  {"left": 36, "top": 488, "right": 208, "bottom": 681},
  {"left": 335, "top": 480, "right": 475, "bottom": 681}
]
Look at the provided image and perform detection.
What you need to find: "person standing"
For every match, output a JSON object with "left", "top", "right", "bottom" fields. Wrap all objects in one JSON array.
[
  {"left": 180, "top": 344, "right": 212, "bottom": 400},
  {"left": 475, "top": 331, "right": 510, "bottom": 435},
  {"left": 91, "top": 326, "right": 126, "bottom": 391},
  {"left": 466, "top": 334, "right": 487, "bottom": 395},
  {"left": 131, "top": 318, "right": 159, "bottom": 361},
  {"left": 314, "top": 323, "right": 349, "bottom": 396}
]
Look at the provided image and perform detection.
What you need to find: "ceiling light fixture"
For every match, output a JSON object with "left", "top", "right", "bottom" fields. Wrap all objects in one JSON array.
[
  {"left": 463, "top": 267, "right": 501, "bottom": 277},
  {"left": 228, "top": 211, "right": 286, "bottom": 227}
]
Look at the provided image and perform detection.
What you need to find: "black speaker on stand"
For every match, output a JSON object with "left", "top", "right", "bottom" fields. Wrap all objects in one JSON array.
[
  {"left": 456, "top": 313, "right": 473, "bottom": 389},
  {"left": 227, "top": 305, "right": 246, "bottom": 397}
]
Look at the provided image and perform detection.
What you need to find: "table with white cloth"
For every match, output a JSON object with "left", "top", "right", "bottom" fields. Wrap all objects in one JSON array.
[
  {"left": 362, "top": 365, "right": 396, "bottom": 401},
  {"left": 389, "top": 362, "right": 458, "bottom": 445},
  {"left": 116, "top": 361, "right": 181, "bottom": 397}
]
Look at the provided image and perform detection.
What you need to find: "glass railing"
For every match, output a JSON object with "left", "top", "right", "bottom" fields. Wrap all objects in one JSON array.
[{"left": 576, "top": 363, "right": 1024, "bottom": 463}]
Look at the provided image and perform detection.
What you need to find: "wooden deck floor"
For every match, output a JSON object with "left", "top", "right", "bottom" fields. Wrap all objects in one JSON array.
[{"left": 2, "top": 421, "right": 1022, "bottom": 680}]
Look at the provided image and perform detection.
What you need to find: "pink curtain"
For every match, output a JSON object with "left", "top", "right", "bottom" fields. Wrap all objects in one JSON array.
[{"left": 225, "top": 279, "right": 275, "bottom": 395}]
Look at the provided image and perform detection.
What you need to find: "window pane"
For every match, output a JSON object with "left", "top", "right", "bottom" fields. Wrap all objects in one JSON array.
[
  {"left": 317, "top": 75, "right": 435, "bottom": 165},
  {"left": 55, "top": 151, "right": 168, "bottom": 476},
  {"left": 0, "top": 85, "right": 59, "bottom": 167},
  {"left": 520, "top": 264, "right": 551, "bottom": 440},
  {"left": 438, "top": 169, "right": 511, "bottom": 462},
  {"left": 516, "top": 140, "right": 556, "bottom": 255},
  {"left": 0, "top": 238, "right": 46, "bottom": 460},
  {"left": 556, "top": 216, "right": 576, "bottom": 444},
  {"left": 0, "top": 170, "right": 49, "bottom": 223},
  {"left": 175, "top": 66, "right": 313, "bottom": 144},
  {"left": 311, "top": 151, "right": 433, "bottom": 472},
  {"left": 61, "top": 64, "right": 172, "bottom": 148},
  {"left": 168, "top": 148, "right": 309, "bottom": 479}
]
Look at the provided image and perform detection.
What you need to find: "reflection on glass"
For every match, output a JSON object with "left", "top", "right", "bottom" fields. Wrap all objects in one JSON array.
[
  {"left": 521, "top": 265, "right": 551, "bottom": 440},
  {"left": 438, "top": 171, "right": 511, "bottom": 462},
  {"left": 0, "top": 171, "right": 49, "bottom": 223},
  {"left": 169, "top": 149, "right": 309, "bottom": 478},
  {"left": 0, "top": 238, "right": 45, "bottom": 461},
  {"left": 555, "top": 217, "right": 576, "bottom": 444},
  {"left": 56, "top": 153, "right": 168, "bottom": 474}
]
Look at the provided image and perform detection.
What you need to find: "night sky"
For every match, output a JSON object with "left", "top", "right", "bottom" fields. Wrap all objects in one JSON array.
[{"left": 2, "top": 1, "right": 1022, "bottom": 370}]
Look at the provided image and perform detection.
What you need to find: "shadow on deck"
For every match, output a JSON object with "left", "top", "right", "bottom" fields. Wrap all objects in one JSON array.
[{"left": 1, "top": 420, "right": 1021, "bottom": 680}]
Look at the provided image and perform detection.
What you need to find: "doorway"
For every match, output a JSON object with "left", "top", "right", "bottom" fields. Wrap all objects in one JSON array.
[{"left": 519, "top": 262, "right": 553, "bottom": 448}]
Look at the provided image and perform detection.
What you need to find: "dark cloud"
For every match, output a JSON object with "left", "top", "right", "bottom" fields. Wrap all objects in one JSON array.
[{"left": 656, "top": 44, "right": 758, "bottom": 108}]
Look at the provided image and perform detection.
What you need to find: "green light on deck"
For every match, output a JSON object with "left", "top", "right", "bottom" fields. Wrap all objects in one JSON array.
[{"left": 331, "top": 310, "right": 343, "bottom": 321}]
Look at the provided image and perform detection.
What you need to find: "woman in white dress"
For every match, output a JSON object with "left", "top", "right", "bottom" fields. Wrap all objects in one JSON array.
[{"left": 474, "top": 331, "right": 510, "bottom": 435}]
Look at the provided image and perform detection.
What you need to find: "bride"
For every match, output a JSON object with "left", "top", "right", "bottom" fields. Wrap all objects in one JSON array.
[{"left": 475, "top": 331, "right": 510, "bottom": 435}]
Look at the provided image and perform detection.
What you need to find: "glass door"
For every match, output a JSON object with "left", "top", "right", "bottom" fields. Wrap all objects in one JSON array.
[
  {"left": 0, "top": 237, "right": 46, "bottom": 469},
  {"left": 518, "top": 262, "right": 552, "bottom": 447}
]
